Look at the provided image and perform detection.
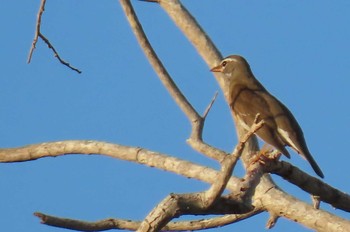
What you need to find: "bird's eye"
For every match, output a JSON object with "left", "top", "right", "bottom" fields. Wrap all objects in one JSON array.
[{"left": 222, "top": 61, "right": 227, "bottom": 67}]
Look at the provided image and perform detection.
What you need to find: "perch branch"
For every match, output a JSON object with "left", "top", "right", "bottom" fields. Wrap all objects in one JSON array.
[
  {"left": 203, "top": 117, "right": 264, "bottom": 208},
  {"left": 265, "top": 159, "right": 350, "bottom": 212},
  {"left": 0, "top": 140, "right": 239, "bottom": 190},
  {"left": 1, "top": 141, "right": 350, "bottom": 230},
  {"left": 138, "top": 119, "right": 263, "bottom": 231},
  {"left": 1, "top": 140, "right": 349, "bottom": 212}
]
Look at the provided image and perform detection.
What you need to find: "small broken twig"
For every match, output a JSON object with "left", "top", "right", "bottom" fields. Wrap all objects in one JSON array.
[{"left": 202, "top": 91, "right": 218, "bottom": 120}]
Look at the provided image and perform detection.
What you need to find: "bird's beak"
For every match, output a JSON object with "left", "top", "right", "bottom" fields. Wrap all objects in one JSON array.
[{"left": 210, "top": 65, "right": 223, "bottom": 73}]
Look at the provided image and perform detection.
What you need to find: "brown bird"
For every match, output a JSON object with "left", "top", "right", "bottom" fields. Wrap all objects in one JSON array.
[{"left": 211, "top": 55, "right": 324, "bottom": 178}]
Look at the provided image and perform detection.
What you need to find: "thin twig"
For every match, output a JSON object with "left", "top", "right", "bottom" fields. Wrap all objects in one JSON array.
[
  {"left": 27, "top": 0, "right": 81, "bottom": 73},
  {"left": 38, "top": 33, "right": 82, "bottom": 73},
  {"left": 27, "top": 0, "right": 46, "bottom": 64},
  {"left": 202, "top": 91, "right": 218, "bottom": 120},
  {"left": 266, "top": 213, "right": 279, "bottom": 229}
]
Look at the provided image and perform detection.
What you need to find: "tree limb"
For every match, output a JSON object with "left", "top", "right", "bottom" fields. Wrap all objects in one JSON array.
[
  {"left": 1, "top": 140, "right": 350, "bottom": 214},
  {"left": 34, "top": 209, "right": 262, "bottom": 231}
]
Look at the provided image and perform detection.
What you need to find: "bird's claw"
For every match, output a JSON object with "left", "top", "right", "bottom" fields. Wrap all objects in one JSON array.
[{"left": 250, "top": 144, "right": 282, "bottom": 166}]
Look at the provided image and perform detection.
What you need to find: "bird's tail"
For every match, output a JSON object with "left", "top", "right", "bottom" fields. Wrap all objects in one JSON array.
[{"left": 301, "top": 150, "right": 324, "bottom": 178}]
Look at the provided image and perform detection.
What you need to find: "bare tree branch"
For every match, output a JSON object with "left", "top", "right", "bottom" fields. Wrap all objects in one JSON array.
[
  {"left": 120, "top": 0, "right": 197, "bottom": 121},
  {"left": 1, "top": 140, "right": 350, "bottom": 213},
  {"left": 1, "top": 139, "right": 350, "bottom": 230},
  {"left": 265, "top": 160, "right": 350, "bottom": 212},
  {"left": 27, "top": 0, "right": 46, "bottom": 64},
  {"left": 204, "top": 117, "right": 264, "bottom": 208},
  {"left": 27, "top": 0, "right": 81, "bottom": 73},
  {"left": 137, "top": 119, "right": 264, "bottom": 231},
  {"left": 202, "top": 91, "right": 218, "bottom": 120},
  {"left": 38, "top": 33, "right": 82, "bottom": 73},
  {"left": 0, "top": 140, "right": 240, "bottom": 190},
  {"left": 35, "top": 209, "right": 262, "bottom": 231},
  {"left": 136, "top": 193, "right": 256, "bottom": 232},
  {"left": 120, "top": 0, "right": 229, "bottom": 164}
]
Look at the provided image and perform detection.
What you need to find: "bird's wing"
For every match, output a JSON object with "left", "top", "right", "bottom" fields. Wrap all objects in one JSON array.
[
  {"left": 230, "top": 86, "right": 290, "bottom": 157},
  {"left": 263, "top": 92, "right": 324, "bottom": 178},
  {"left": 261, "top": 92, "right": 305, "bottom": 153},
  {"left": 231, "top": 87, "right": 277, "bottom": 128}
]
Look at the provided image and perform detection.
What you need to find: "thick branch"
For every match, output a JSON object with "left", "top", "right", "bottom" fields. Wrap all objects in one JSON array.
[
  {"left": 1, "top": 140, "right": 350, "bottom": 230},
  {"left": 157, "top": 0, "right": 224, "bottom": 90},
  {"left": 137, "top": 120, "right": 264, "bottom": 231},
  {"left": 259, "top": 188, "right": 350, "bottom": 232},
  {"left": 136, "top": 193, "right": 256, "bottom": 232},
  {"left": 266, "top": 160, "right": 350, "bottom": 212},
  {"left": 0, "top": 140, "right": 240, "bottom": 190},
  {"left": 1, "top": 141, "right": 350, "bottom": 212}
]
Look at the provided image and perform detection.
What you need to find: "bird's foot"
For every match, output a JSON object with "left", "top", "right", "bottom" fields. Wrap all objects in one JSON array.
[{"left": 250, "top": 144, "right": 282, "bottom": 165}]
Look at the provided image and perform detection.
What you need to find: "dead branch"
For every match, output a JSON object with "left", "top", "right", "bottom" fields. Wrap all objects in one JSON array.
[
  {"left": 136, "top": 193, "right": 255, "bottom": 232},
  {"left": 120, "top": 0, "right": 196, "bottom": 120},
  {"left": 265, "top": 160, "right": 350, "bottom": 212},
  {"left": 137, "top": 119, "right": 264, "bottom": 231},
  {"left": 203, "top": 118, "right": 264, "bottom": 208},
  {"left": 120, "top": 0, "right": 229, "bottom": 164},
  {"left": 202, "top": 91, "right": 218, "bottom": 119},
  {"left": 35, "top": 209, "right": 262, "bottom": 231},
  {"left": 38, "top": 33, "right": 82, "bottom": 73},
  {"left": 1, "top": 140, "right": 350, "bottom": 231},
  {"left": 27, "top": 0, "right": 46, "bottom": 63},
  {"left": 1, "top": 140, "right": 350, "bottom": 214},
  {"left": 28, "top": 0, "right": 81, "bottom": 73}
]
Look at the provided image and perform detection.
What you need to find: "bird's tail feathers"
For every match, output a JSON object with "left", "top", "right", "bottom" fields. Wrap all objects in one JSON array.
[{"left": 300, "top": 150, "right": 324, "bottom": 178}]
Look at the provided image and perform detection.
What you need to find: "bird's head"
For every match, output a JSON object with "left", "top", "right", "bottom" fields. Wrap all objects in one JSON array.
[{"left": 210, "top": 55, "right": 252, "bottom": 80}]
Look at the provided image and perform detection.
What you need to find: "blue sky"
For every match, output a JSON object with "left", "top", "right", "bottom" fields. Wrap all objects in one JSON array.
[{"left": 1, "top": 1, "right": 349, "bottom": 231}]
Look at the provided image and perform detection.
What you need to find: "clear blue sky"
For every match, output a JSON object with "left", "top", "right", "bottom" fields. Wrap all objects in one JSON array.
[{"left": 1, "top": 1, "right": 349, "bottom": 231}]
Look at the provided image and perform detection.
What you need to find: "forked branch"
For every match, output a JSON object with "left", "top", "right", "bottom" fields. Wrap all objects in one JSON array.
[
  {"left": 28, "top": 0, "right": 81, "bottom": 73},
  {"left": 120, "top": 0, "right": 228, "bottom": 162}
]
